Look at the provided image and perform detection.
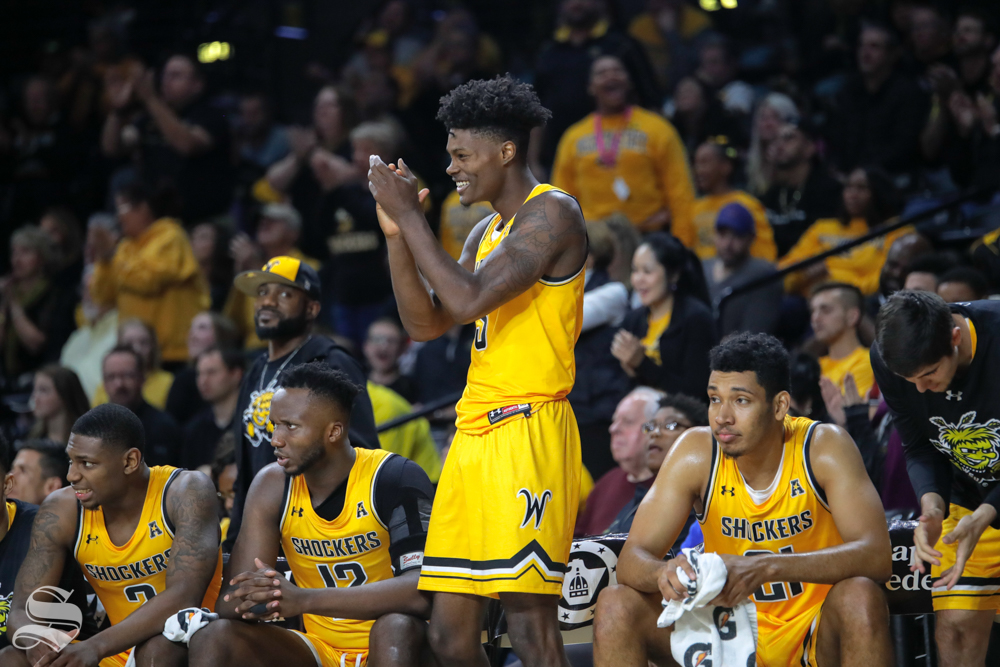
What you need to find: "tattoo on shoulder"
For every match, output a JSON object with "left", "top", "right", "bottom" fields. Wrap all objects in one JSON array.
[
  {"left": 165, "top": 475, "right": 220, "bottom": 584},
  {"left": 15, "top": 504, "right": 69, "bottom": 594},
  {"left": 488, "top": 193, "right": 585, "bottom": 294}
]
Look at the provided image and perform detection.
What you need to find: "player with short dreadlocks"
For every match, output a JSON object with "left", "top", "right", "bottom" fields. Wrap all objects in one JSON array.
[{"left": 368, "top": 75, "right": 587, "bottom": 667}]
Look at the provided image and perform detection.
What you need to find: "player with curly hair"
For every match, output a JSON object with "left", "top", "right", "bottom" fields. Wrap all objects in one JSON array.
[{"left": 368, "top": 75, "right": 588, "bottom": 667}]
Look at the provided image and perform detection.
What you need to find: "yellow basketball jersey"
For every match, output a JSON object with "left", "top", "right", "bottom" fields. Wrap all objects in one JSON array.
[
  {"left": 701, "top": 417, "right": 843, "bottom": 623},
  {"left": 455, "top": 184, "right": 585, "bottom": 435},
  {"left": 280, "top": 448, "right": 396, "bottom": 653},
  {"left": 74, "top": 466, "right": 223, "bottom": 626}
]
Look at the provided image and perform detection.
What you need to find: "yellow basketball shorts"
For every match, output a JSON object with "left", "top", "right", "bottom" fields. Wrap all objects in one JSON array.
[
  {"left": 419, "top": 399, "right": 582, "bottom": 597},
  {"left": 98, "top": 650, "right": 129, "bottom": 667},
  {"left": 756, "top": 605, "right": 823, "bottom": 667},
  {"left": 291, "top": 630, "right": 367, "bottom": 667},
  {"left": 931, "top": 503, "right": 1000, "bottom": 612}
]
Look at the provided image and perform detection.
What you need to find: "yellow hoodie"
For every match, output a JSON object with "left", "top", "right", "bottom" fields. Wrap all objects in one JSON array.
[{"left": 90, "top": 218, "right": 210, "bottom": 362}]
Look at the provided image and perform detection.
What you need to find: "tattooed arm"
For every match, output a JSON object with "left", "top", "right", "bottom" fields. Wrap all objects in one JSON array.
[
  {"left": 369, "top": 157, "right": 587, "bottom": 324},
  {"left": 66, "top": 471, "right": 222, "bottom": 662},
  {"left": 8, "top": 488, "right": 78, "bottom": 665}
]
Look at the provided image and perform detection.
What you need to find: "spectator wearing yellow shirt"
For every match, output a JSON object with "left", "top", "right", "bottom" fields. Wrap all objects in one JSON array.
[
  {"left": 780, "top": 167, "right": 910, "bottom": 296},
  {"left": 92, "top": 318, "right": 174, "bottom": 409},
  {"left": 810, "top": 282, "right": 875, "bottom": 398},
  {"left": 438, "top": 189, "right": 494, "bottom": 260},
  {"left": 552, "top": 55, "right": 694, "bottom": 233},
  {"left": 368, "top": 381, "right": 442, "bottom": 483},
  {"left": 675, "top": 137, "right": 776, "bottom": 260},
  {"left": 224, "top": 203, "right": 320, "bottom": 349},
  {"left": 611, "top": 233, "right": 717, "bottom": 396},
  {"left": 87, "top": 183, "right": 210, "bottom": 364}
]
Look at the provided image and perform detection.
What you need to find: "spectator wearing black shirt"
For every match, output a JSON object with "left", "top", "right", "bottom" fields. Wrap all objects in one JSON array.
[
  {"left": 905, "top": 3, "right": 957, "bottom": 78},
  {"left": 531, "top": 0, "right": 660, "bottom": 176},
  {"left": 165, "top": 311, "right": 239, "bottom": 428},
  {"left": 826, "top": 21, "right": 929, "bottom": 184},
  {"left": 947, "top": 45, "right": 1000, "bottom": 192},
  {"left": 613, "top": 232, "right": 717, "bottom": 397},
  {"left": 1, "top": 76, "right": 79, "bottom": 227},
  {"left": 102, "top": 345, "right": 182, "bottom": 467},
  {"left": 226, "top": 257, "right": 377, "bottom": 551},
  {"left": 412, "top": 324, "right": 474, "bottom": 405},
  {"left": 182, "top": 347, "right": 243, "bottom": 471},
  {"left": 873, "top": 295, "right": 1000, "bottom": 665},
  {"left": 101, "top": 54, "right": 234, "bottom": 223},
  {"left": 0, "top": 226, "right": 77, "bottom": 386},
  {"left": 318, "top": 120, "right": 404, "bottom": 347},
  {"left": 0, "top": 435, "right": 37, "bottom": 650},
  {"left": 761, "top": 121, "right": 842, "bottom": 256},
  {"left": 364, "top": 317, "right": 418, "bottom": 404}
]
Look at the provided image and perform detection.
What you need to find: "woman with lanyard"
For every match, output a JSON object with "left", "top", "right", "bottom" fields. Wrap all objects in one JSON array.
[{"left": 552, "top": 54, "right": 695, "bottom": 234}]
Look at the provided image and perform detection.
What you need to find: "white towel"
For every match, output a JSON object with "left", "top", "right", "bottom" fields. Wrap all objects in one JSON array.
[
  {"left": 657, "top": 549, "right": 758, "bottom": 667},
  {"left": 162, "top": 607, "right": 218, "bottom": 645}
]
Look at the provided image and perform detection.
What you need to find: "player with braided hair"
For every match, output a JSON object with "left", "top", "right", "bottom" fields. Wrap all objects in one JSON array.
[{"left": 368, "top": 75, "right": 588, "bottom": 667}]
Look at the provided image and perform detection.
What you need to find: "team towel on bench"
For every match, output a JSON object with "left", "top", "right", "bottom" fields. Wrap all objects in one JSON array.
[{"left": 657, "top": 549, "right": 758, "bottom": 667}]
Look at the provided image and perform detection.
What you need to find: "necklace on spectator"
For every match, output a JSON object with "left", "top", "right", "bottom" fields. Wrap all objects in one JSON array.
[
  {"left": 259, "top": 335, "right": 312, "bottom": 392},
  {"left": 595, "top": 106, "right": 633, "bottom": 167}
]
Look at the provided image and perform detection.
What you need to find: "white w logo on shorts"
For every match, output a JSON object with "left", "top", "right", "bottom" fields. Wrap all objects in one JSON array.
[{"left": 518, "top": 489, "right": 553, "bottom": 529}]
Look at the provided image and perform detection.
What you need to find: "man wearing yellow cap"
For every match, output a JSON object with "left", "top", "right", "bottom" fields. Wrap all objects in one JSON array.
[{"left": 224, "top": 256, "right": 378, "bottom": 551}]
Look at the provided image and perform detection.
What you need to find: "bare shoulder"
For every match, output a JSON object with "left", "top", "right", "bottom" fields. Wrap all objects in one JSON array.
[
  {"left": 458, "top": 213, "right": 496, "bottom": 270},
  {"left": 518, "top": 189, "right": 586, "bottom": 234},
  {"left": 808, "top": 423, "right": 867, "bottom": 480},
  {"left": 508, "top": 189, "right": 587, "bottom": 273},
  {"left": 166, "top": 469, "right": 217, "bottom": 505},
  {"left": 245, "top": 463, "right": 290, "bottom": 514},
  {"left": 654, "top": 427, "right": 715, "bottom": 490},
  {"left": 34, "top": 487, "right": 80, "bottom": 544}
]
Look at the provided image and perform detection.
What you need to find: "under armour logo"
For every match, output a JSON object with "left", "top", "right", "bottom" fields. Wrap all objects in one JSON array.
[
  {"left": 290, "top": 506, "right": 304, "bottom": 517},
  {"left": 85, "top": 534, "right": 98, "bottom": 545},
  {"left": 789, "top": 479, "right": 805, "bottom": 498},
  {"left": 148, "top": 520, "right": 163, "bottom": 539},
  {"left": 356, "top": 501, "right": 368, "bottom": 518},
  {"left": 945, "top": 390, "right": 963, "bottom": 401},
  {"left": 720, "top": 486, "right": 735, "bottom": 497},
  {"left": 518, "top": 489, "right": 553, "bottom": 529}
]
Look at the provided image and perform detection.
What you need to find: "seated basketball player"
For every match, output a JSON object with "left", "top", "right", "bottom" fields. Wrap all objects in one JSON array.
[
  {"left": 188, "top": 362, "right": 434, "bottom": 667},
  {"left": 593, "top": 333, "right": 894, "bottom": 667},
  {"left": 2, "top": 403, "right": 223, "bottom": 667}
]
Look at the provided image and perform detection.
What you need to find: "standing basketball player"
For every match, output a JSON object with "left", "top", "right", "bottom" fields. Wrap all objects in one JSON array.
[{"left": 367, "top": 75, "right": 588, "bottom": 667}]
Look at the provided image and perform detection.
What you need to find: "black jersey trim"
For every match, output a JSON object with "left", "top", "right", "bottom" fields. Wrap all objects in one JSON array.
[
  {"left": 278, "top": 474, "right": 293, "bottom": 533},
  {"left": 697, "top": 438, "right": 721, "bottom": 524},
  {"left": 801, "top": 422, "right": 830, "bottom": 512},
  {"left": 161, "top": 468, "right": 183, "bottom": 538},
  {"left": 421, "top": 539, "right": 567, "bottom": 577},
  {"left": 369, "top": 452, "right": 395, "bottom": 531},
  {"left": 73, "top": 503, "right": 84, "bottom": 560}
]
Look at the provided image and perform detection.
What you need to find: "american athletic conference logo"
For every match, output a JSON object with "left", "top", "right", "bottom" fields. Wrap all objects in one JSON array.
[{"left": 11, "top": 586, "right": 82, "bottom": 652}]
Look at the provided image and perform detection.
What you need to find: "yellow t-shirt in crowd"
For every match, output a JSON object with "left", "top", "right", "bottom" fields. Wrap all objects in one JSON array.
[
  {"left": 438, "top": 190, "right": 495, "bottom": 260},
  {"left": 551, "top": 106, "right": 694, "bottom": 231},
  {"left": 675, "top": 191, "right": 776, "bottom": 261},
  {"left": 368, "top": 381, "right": 442, "bottom": 483},
  {"left": 819, "top": 346, "right": 875, "bottom": 398},
  {"left": 642, "top": 310, "right": 672, "bottom": 365},
  {"left": 92, "top": 368, "right": 175, "bottom": 410},
  {"left": 779, "top": 217, "right": 913, "bottom": 296}
]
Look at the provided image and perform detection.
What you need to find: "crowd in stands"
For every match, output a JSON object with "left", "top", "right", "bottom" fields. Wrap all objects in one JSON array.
[{"left": 1, "top": 0, "right": 1000, "bottom": 568}]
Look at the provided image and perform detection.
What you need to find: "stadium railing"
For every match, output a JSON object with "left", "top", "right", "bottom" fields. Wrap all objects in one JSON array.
[
  {"left": 376, "top": 390, "right": 463, "bottom": 433},
  {"left": 713, "top": 188, "right": 994, "bottom": 323}
]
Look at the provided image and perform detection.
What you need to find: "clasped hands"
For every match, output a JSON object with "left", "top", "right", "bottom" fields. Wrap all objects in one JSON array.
[{"left": 224, "top": 558, "right": 307, "bottom": 621}]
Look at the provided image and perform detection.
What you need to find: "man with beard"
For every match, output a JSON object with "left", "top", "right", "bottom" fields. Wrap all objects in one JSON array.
[
  {"left": 864, "top": 233, "right": 933, "bottom": 320},
  {"left": 225, "top": 257, "right": 377, "bottom": 551},
  {"left": 189, "top": 362, "right": 433, "bottom": 667}
]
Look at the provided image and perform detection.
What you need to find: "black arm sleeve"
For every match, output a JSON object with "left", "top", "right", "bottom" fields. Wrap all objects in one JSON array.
[
  {"left": 372, "top": 455, "right": 434, "bottom": 575},
  {"left": 871, "top": 345, "right": 953, "bottom": 508}
]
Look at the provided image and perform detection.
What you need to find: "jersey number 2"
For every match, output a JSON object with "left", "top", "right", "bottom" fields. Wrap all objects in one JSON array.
[
  {"left": 474, "top": 316, "right": 488, "bottom": 351},
  {"left": 123, "top": 583, "right": 157, "bottom": 604},
  {"left": 743, "top": 546, "right": 803, "bottom": 602},
  {"left": 317, "top": 562, "right": 368, "bottom": 588}
]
